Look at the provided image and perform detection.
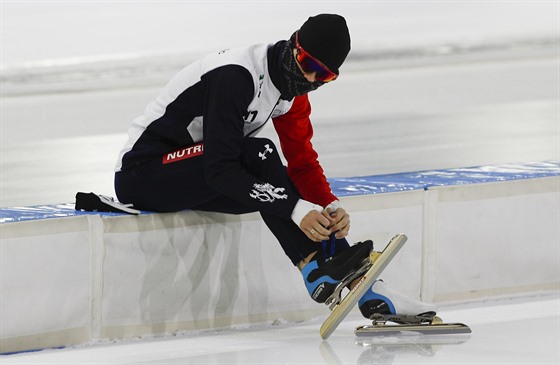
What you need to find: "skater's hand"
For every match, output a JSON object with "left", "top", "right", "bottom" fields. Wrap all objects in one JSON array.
[
  {"left": 300, "top": 210, "right": 332, "bottom": 242},
  {"left": 323, "top": 207, "right": 350, "bottom": 239}
]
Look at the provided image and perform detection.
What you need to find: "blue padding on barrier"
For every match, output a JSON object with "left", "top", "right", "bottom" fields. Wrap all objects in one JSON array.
[
  {"left": 1, "top": 161, "right": 558, "bottom": 224},
  {"left": 329, "top": 161, "right": 560, "bottom": 197},
  {"left": 0, "top": 204, "right": 146, "bottom": 224}
]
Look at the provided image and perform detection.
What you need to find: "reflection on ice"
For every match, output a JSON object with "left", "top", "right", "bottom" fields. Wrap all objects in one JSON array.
[{"left": 354, "top": 335, "right": 471, "bottom": 364}]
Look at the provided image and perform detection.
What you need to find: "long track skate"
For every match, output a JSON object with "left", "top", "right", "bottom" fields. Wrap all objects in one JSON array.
[
  {"left": 320, "top": 233, "right": 407, "bottom": 339},
  {"left": 355, "top": 312, "right": 471, "bottom": 336}
]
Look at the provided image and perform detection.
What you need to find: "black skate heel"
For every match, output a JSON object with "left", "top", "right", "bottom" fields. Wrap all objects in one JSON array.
[{"left": 302, "top": 240, "right": 373, "bottom": 304}]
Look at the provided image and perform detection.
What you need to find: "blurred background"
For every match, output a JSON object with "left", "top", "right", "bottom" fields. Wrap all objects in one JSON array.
[{"left": 1, "top": 0, "right": 559, "bottom": 206}]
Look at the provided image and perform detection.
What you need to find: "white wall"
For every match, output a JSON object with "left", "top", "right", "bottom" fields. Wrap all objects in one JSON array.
[
  {"left": 1, "top": 176, "right": 558, "bottom": 353},
  {"left": 426, "top": 178, "right": 559, "bottom": 302}
]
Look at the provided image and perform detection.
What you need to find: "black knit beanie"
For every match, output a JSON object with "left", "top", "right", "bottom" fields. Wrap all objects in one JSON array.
[{"left": 297, "top": 14, "right": 351, "bottom": 74}]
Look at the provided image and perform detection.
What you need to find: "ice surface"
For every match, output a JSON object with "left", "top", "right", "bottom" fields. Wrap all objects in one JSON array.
[
  {"left": 2, "top": 57, "right": 558, "bottom": 206},
  {"left": 2, "top": 295, "right": 558, "bottom": 364}
]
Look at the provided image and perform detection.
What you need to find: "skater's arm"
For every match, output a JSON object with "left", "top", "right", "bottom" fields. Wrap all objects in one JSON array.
[
  {"left": 272, "top": 95, "right": 337, "bottom": 207},
  {"left": 273, "top": 95, "right": 350, "bottom": 238}
]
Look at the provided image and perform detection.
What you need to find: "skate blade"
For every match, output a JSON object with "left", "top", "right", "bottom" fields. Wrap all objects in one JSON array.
[{"left": 355, "top": 322, "right": 472, "bottom": 337}]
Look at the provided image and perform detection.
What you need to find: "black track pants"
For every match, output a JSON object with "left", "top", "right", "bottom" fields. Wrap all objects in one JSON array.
[{"left": 115, "top": 137, "right": 349, "bottom": 265}]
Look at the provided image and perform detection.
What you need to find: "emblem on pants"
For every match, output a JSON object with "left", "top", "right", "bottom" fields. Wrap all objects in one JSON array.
[
  {"left": 258, "top": 144, "right": 273, "bottom": 160},
  {"left": 249, "top": 183, "right": 288, "bottom": 203}
]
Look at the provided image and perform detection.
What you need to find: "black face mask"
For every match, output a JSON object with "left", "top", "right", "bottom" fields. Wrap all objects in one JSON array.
[{"left": 279, "top": 41, "right": 323, "bottom": 100}]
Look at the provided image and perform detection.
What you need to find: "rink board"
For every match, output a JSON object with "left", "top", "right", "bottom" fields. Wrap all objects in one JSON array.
[{"left": 1, "top": 162, "right": 558, "bottom": 353}]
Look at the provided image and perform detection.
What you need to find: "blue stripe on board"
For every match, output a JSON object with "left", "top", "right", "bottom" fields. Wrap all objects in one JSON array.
[
  {"left": 1, "top": 161, "right": 558, "bottom": 223},
  {"left": 329, "top": 161, "right": 559, "bottom": 197}
]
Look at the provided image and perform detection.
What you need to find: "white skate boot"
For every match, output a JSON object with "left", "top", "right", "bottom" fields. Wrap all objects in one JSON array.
[
  {"left": 355, "top": 280, "right": 472, "bottom": 336},
  {"left": 358, "top": 280, "right": 437, "bottom": 321}
]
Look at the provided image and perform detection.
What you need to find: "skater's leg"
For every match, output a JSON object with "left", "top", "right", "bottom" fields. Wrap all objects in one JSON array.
[
  {"left": 114, "top": 137, "right": 289, "bottom": 214},
  {"left": 116, "top": 137, "right": 369, "bottom": 305},
  {"left": 240, "top": 137, "right": 351, "bottom": 265},
  {"left": 115, "top": 151, "right": 228, "bottom": 212},
  {"left": 239, "top": 137, "right": 375, "bottom": 302},
  {"left": 116, "top": 136, "right": 337, "bottom": 265}
]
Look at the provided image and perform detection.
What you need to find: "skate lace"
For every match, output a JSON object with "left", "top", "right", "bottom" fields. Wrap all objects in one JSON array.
[{"left": 321, "top": 233, "right": 337, "bottom": 258}]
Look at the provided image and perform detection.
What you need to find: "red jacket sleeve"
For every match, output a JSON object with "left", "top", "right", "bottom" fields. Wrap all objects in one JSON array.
[{"left": 272, "top": 94, "right": 338, "bottom": 207}]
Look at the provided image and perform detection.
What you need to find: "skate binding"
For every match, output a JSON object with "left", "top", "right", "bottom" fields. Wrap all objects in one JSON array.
[
  {"left": 369, "top": 311, "right": 439, "bottom": 326},
  {"left": 356, "top": 310, "right": 471, "bottom": 337},
  {"left": 324, "top": 255, "right": 372, "bottom": 310}
]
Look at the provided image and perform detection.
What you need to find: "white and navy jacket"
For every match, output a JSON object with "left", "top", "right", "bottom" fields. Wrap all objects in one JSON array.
[{"left": 116, "top": 42, "right": 337, "bottom": 223}]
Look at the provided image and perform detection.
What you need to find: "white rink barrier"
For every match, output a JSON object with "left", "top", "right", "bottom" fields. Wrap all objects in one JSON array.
[{"left": 1, "top": 162, "right": 558, "bottom": 353}]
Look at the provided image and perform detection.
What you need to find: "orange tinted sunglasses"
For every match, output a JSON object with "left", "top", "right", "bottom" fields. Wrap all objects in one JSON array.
[{"left": 295, "top": 32, "right": 338, "bottom": 83}]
